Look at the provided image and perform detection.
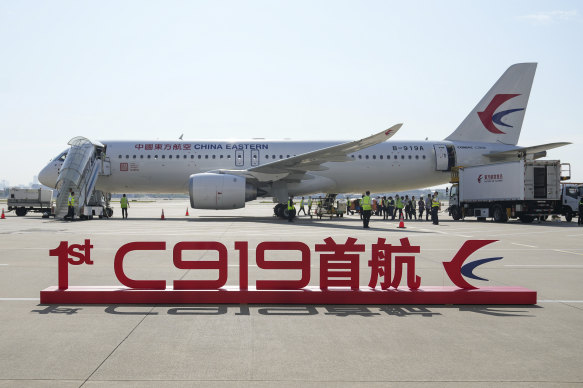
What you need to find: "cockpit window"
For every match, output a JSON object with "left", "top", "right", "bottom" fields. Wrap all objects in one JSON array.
[{"left": 53, "top": 150, "right": 68, "bottom": 162}]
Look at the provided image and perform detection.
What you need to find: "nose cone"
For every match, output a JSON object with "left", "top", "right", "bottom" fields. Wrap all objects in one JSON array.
[{"left": 38, "top": 163, "right": 58, "bottom": 187}]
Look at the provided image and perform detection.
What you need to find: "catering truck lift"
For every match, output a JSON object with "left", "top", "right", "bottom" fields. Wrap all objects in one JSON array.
[{"left": 448, "top": 160, "right": 568, "bottom": 223}]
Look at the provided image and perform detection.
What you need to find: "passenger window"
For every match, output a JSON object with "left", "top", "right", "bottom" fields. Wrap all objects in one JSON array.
[
  {"left": 408, "top": 155, "right": 412, "bottom": 159},
  {"left": 205, "top": 155, "right": 208, "bottom": 159},
  {"left": 358, "top": 155, "right": 362, "bottom": 159},
  {"left": 212, "top": 155, "right": 216, "bottom": 159},
  {"left": 365, "top": 155, "right": 369, "bottom": 159},
  {"left": 422, "top": 155, "right": 426, "bottom": 159},
  {"left": 227, "top": 155, "right": 231, "bottom": 159},
  {"left": 198, "top": 155, "right": 201, "bottom": 159},
  {"left": 372, "top": 155, "right": 376, "bottom": 159},
  {"left": 162, "top": 155, "right": 165, "bottom": 159},
  {"left": 126, "top": 155, "right": 129, "bottom": 159},
  {"left": 401, "top": 155, "right": 404, "bottom": 159},
  {"left": 415, "top": 155, "right": 419, "bottom": 159},
  {"left": 147, "top": 155, "right": 151, "bottom": 159},
  {"left": 394, "top": 155, "right": 397, "bottom": 160},
  {"left": 169, "top": 155, "right": 172, "bottom": 159},
  {"left": 220, "top": 155, "right": 223, "bottom": 159},
  {"left": 140, "top": 155, "right": 143, "bottom": 159},
  {"left": 118, "top": 155, "right": 122, "bottom": 159},
  {"left": 380, "top": 155, "right": 383, "bottom": 159},
  {"left": 190, "top": 155, "right": 194, "bottom": 159}
]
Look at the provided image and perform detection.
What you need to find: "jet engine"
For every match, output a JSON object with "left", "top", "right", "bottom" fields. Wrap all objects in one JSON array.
[{"left": 189, "top": 173, "right": 258, "bottom": 209}]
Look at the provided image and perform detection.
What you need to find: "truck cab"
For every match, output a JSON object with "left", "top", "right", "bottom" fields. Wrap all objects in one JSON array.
[{"left": 560, "top": 183, "right": 583, "bottom": 222}]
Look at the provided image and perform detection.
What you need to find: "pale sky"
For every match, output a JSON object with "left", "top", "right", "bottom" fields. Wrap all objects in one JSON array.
[{"left": 1, "top": 1, "right": 581, "bottom": 186}]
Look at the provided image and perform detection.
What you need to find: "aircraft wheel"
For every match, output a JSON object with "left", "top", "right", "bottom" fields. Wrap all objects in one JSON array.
[{"left": 15, "top": 207, "right": 28, "bottom": 216}]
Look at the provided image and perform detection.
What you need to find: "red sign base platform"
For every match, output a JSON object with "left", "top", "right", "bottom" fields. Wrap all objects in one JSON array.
[{"left": 40, "top": 286, "right": 537, "bottom": 305}]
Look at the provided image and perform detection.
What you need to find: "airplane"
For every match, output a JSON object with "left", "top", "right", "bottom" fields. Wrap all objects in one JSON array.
[{"left": 38, "top": 63, "right": 570, "bottom": 218}]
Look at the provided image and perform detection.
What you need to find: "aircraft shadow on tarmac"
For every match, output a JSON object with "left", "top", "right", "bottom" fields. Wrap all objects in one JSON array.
[
  {"left": 32, "top": 304, "right": 539, "bottom": 318},
  {"left": 83, "top": 216, "right": 435, "bottom": 233},
  {"left": 55, "top": 216, "right": 581, "bottom": 229}
]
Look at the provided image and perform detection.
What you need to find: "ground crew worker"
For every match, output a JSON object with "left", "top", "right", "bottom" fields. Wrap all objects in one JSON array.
[
  {"left": 120, "top": 194, "right": 129, "bottom": 219},
  {"left": 65, "top": 191, "right": 75, "bottom": 221},
  {"left": 418, "top": 197, "right": 425, "bottom": 220},
  {"left": 411, "top": 196, "right": 417, "bottom": 220},
  {"left": 425, "top": 194, "right": 432, "bottom": 221},
  {"left": 404, "top": 195, "right": 411, "bottom": 220},
  {"left": 287, "top": 196, "right": 295, "bottom": 222},
  {"left": 578, "top": 197, "right": 583, "bottom": 226},
  {"left": 298, "top": 196, "right": 306, "bottom": 215},
  {"left": 362, "top": 191, "right": 372, "bottom": 228},
  {"left": 432, "top": 191, "right": 440, "bottom": 225},
  {"left": 388, "top": 196, "right": 395, "bottom": 220},
  {"left": 307, "top": 196, "right": 312, "bottom": 215},
  {"left": 395, "top": 194, "right": 404, "bottom": 220}
]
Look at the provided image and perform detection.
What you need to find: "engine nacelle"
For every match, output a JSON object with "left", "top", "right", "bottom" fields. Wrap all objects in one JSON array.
[{"left": 189, "top": 173, "right": 257, "bottom": 209}]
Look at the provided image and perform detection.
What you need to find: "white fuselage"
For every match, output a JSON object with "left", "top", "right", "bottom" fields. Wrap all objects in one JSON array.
[{"left": 39, "top": 138, "right": 517, "bottom": 196}]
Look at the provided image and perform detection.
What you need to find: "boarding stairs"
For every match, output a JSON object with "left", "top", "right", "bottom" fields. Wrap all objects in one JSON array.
[{"left": 54, "top": 137, "right": 107, "bottom": 219}]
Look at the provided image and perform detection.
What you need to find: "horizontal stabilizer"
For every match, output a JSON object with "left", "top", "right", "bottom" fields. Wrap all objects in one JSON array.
[{"left": 485, "top": 142, "right": 571, "bottom": 161}]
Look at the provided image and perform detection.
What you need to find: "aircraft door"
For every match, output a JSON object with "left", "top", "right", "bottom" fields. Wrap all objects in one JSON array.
[
  {"left": 251, "top": 150, "right": 259, "bottom": 166},
  {"left": 235, "top": 150, "right": 244, "bottom": 167},
  {"left": 434, "top": 145, "right": 449, "bottom": 171},
  {"left": 100, "top": 158, "right": 111, "bottom": 176},
  {"left": 434, "top": 144, "right": 456, "bottom": 171}
]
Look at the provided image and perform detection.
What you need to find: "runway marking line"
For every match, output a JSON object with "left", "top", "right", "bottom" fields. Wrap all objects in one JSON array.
[
  {"left": 539, "top": 300, "right": 583, "bottom": 303},
  {"left": 553, "top": 249, "right": 583, "bottom": 256},
  {"left": 511, "top": 243, "right": 537, "bottom": 248},
  {"left": 505, "top": 265, "right": 583, "bottom": 268}
]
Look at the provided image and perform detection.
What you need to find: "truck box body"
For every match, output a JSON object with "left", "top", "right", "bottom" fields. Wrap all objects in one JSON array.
[
  {"left": 458, "top": 160, "right": 561, "bottom": 203},
  {"left": 8, "top": 188, "right": 53, "bottom": 204}
]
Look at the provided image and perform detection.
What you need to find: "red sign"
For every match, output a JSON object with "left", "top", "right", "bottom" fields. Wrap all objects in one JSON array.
[{"left": 40, "top": 237, "right": 537, "bottom": 305}]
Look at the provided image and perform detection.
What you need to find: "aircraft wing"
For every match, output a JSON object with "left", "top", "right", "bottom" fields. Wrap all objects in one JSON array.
[
  {"left": 209, "top": 123, "right": 402, "bottom": 182},
  {"left": 484, "top": 142, "right": 571, "bottom": 161}
]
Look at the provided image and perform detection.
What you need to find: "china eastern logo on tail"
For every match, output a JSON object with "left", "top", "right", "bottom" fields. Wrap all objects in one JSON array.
[{"left": 477, "top": 94, "right": 524, "bottom": 134}]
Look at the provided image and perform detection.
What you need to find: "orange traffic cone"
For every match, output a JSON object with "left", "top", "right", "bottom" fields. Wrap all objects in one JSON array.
[
  {"left": 185, "top": 208, "right": 189, "bottom": 216},
  {"left": 161, "top": 209, "right": 165, "bottom": 220},
  {"left": 1, "top": 208, "right": 5, "bottom": 219},
  {"left": 397, "top": 214, "right": 406, "bottom": 229}
]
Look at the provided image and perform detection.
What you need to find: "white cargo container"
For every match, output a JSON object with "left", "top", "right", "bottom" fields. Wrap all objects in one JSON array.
[
  {"left": 7, "top": 188, "right": 54, "bottom": 216},
  {"left": 449, "top": 160, "right": 562, "bottom": 223}
]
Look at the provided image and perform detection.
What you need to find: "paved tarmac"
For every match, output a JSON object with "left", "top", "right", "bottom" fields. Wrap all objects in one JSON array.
[{"left": 0, "top": 200, "right": 582, "bottom": 387}]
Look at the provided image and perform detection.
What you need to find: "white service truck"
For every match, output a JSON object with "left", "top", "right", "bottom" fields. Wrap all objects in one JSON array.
[
  {"left": 7, "top": 188, "right": 54, "bottom": 216},
  {"left": 448, "top": 160, "right": 563, "bottom": 223}
]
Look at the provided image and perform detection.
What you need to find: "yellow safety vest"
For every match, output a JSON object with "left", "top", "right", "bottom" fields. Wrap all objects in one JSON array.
[
  {"left": 68, "top": 195, "right": 75, "bottom": 206},
  {"left": 300, "top": 199, "right": 304, "bottom": 207},
  {"left": 308, "top": 198, "right": 312, "bottom": 206},
  {"left": 396, "top": 198, "right": 403, "bottom": 209},
  {"left": 362, "top": 196, "right": 372, "bottom": 211},
  {"left": 120, "top": 197, "right": 128, "bottom": 208},
  {"left": 287, "top": 200, "right": 294, "bottom": 210},
  {"left": 432, "top": 198, "right": 440, "bottom": 207}
]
